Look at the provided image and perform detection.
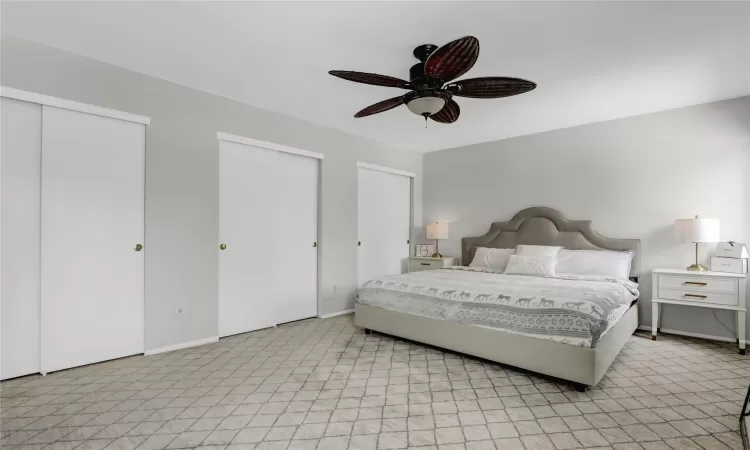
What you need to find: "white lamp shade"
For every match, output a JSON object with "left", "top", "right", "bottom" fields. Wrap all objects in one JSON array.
[
  {"left": 426, "top": 222, "right": 449, "bottom": 240},
  {"left": 675, "top": 217, "right": 720, "bottom": 243},
  {"left": 406, "top": 97, "right": 446, "bottom": 116}
]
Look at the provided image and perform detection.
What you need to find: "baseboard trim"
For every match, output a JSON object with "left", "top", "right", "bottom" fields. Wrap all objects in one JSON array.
[
  {"left": 636, "top": 326, "right": 735, "bottom": 343},
  {"left": 318, "top": 309, "right": 354, "bottom": 319},
  {"left": 144, "top": 336, "right": 219, "bottom": 356}
]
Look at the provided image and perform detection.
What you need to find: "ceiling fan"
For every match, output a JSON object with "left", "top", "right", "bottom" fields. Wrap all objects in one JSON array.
[{"left": 329, "top": 36, "right": 536, "bottom": 125}]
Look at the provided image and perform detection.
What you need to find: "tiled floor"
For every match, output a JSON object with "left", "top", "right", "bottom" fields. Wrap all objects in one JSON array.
[{"left": 1, "top": 314, "right": 748, "bottom": 450}]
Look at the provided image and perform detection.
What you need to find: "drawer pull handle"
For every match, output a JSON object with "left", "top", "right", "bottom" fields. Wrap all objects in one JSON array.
[
  {"left": 684, "top": 282, "right": 707, "bottom": 286},
  {"left": 420, "top": 263, "right": 431, "bottom": 266},
  {"left": 684, "top": 294, "right": 707, "bottom": 299}
]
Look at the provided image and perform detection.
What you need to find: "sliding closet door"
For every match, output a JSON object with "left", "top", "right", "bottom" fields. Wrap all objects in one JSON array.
[
  {"left": 274, "top": 152, "right": 319, "bottom": 324},
  {"left": 218, "top": 141, "right": 278, "bottom": 337},
  {"left": 358, "top": 166, "right": 411, "bottom": 286},
  {"left": 1, "top": 98, "right": 42, "bottom": 380},
  {"left": 41, "top": 106, "right": 145, "bottom": 374},
  {"left": 219, "top": 137, "right": 320, "bottom": 333}
]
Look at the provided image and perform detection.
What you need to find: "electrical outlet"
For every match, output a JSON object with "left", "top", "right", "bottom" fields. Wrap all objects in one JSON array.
[{"left": 176, "top": 307, "right": 184, "bottom": 316}]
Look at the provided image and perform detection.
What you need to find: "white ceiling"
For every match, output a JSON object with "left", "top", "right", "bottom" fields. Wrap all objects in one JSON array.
[{"left": 3, "top": 2, "right": 749, "bottom": 152}]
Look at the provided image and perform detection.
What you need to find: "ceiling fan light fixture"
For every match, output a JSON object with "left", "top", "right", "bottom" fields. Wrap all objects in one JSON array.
[{"left": 406, "top": 96, "right": 446, "bottom": 117}]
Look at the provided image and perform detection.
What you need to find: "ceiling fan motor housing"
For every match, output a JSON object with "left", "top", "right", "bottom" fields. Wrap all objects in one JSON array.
[{"left": 409, "top": 63, "right": 425, "bottom": 82}]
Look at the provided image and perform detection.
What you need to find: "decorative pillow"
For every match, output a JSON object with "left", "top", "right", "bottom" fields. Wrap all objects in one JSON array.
[
  {"left": 515, "top": 245, "right": 563, "bottom": 258},
  {"left": 469, "top": 247, "right": 515, "bottom": 270},
  {"left": 504, "top": 255, "right": 557, "bottom": 277},
  {"left": 556, "top": 249, "right": 635, "bottom": 280}
]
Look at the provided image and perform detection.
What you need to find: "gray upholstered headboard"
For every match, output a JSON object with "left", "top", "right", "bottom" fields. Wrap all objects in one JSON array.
[{"left": 462, "top": 207, "right": 641, "bottom": 278}]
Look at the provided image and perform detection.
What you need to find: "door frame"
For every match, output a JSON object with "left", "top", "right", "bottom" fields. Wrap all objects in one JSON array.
[
  {"left": 1, "top": 86, "right": 151, "bottom": 125},
  {"left": 356, "top": 161, "right": 416, "bottom": 278},
  {"left": 217, "top": 132, "right": 324, "bottom": 160},
  {"left": 216, "top": 132, "right": 324, "bottom": 323},
  {"left": 356, "top": 161, "right": 415, "bottom": 179}
]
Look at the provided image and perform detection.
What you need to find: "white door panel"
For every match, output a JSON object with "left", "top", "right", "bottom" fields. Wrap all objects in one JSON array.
[
  {"left": 358, "top": 168, "right": 379, "bottom": 286},
  {"left": 41, "top": 106, "right": 145, "bottom": 374},
  {"left": 1, "top": 98, "right": 42, "bottom": 380},
  {"left": 358, "top": 167, "right": 411, "bottom": 286},
  {"left": 274, "top": 152, "right": 319, "bottom": 324},
  {"left": 218, "top": 141, "right": 278, "bottom": 337}
]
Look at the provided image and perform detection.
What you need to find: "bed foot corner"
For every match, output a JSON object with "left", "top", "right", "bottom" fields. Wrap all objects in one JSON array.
[
  {"left": 573, "top": 382, "right": 587, "bottom": 393},
  {"left": 364, "top": 328, "right": 371, "bottom": 335}
]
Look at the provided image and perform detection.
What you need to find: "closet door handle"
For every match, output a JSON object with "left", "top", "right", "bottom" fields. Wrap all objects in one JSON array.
[
  {"left": 133, "top": 244, "right": 143, "bottom": 251},
  {"left": 312, "top": 242, "right": 317, "bottom": 248},
  {"left": 358, "top": 241, "right": 361, "bottom": 247},
  {"left": 219, "top": 244, "right": 227, "bottom": 250}
]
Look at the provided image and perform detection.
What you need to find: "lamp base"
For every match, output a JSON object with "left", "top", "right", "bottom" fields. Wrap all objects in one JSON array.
[
  {"left": 686, "top": 264, "right": 708, "bottom": 272},
  {"left": 431, "top": 253, "right": 443, "bottom": 258}
]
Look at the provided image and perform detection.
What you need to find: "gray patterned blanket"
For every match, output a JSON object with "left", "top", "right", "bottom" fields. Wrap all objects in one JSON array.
[{"left": 357, "top": 267, "right": 639, "bottom": 348}]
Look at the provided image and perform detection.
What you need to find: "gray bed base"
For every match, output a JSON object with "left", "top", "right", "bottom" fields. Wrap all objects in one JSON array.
[
  {"left": 355, "top": 207, "right": 642, "bottom": 390},
  {"left": 355, "top": 302, "right": 638, "bottom": 390}
]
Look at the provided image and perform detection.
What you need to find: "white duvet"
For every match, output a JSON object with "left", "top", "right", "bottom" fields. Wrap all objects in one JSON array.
[{"left": 357, "top": 267, "right": 639, "bottom": 348}]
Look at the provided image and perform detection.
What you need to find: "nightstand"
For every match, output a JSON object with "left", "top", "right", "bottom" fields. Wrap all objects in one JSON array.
[
  {"left": 409, "top": 257, "right": 456, "bottom": 273},
  {"left": 652, "top": 268, "right": 747, "bottom": 354}
]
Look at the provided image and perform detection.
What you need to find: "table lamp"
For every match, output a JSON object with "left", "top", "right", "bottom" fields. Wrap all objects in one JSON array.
[
  {"left": 426, "top": 222, "right": 449, "bottom": 258},
  {"left": 675, "top": 215, "right": 720, "bottom": 272}
]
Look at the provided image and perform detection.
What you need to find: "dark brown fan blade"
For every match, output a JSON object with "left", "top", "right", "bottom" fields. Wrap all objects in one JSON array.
[
  {"left": 446, "top": 77, "right": 536, "bottom": 99},
  {"left": 424, "top": 36, "right": 479, "bottom": 82},
  {"left": 329, "top": 70, "right": 409, "bottom": 88},
  {"left": 354, "top": 95, "right": 405, "bottom": 118},
  {"left": 429, "top": 99, "right": 460, "bottom": 124}
]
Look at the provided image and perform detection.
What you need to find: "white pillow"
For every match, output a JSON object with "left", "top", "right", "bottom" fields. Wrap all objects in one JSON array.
[
  {"left": 515, "top": 245, "right": 563, "bottom": 258},
  {"left": 469, "top": 247, "right": 515, "bottom": 270},
  {"left": 504, "top": 255, "right": 557, "bottom": 277},
  {"left": 556, "top": 249, "right": 635, "bottom": 280}
]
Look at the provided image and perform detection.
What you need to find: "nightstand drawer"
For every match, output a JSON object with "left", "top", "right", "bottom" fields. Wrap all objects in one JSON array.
[
  {"left": 658, "top": 275, "right": 737, "bottom": 293},
  {"left": 410, "top": 259, "right": 442, "bottom": 272},
  {"left": 659, "top": 288, "right": 738, "bottom": 306}
]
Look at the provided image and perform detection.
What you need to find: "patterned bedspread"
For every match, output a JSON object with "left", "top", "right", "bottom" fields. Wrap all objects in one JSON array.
[{"left": 357, "top": 267, "right": 639, "bottom": 348}]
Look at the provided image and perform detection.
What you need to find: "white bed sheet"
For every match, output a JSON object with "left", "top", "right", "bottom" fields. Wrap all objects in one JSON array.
[{"left": 357, "top": 267, "right": 639, "bottom": 348}]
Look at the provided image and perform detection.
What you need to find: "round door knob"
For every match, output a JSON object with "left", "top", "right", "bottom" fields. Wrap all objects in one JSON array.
[
  {"left": 358, "top": 241, "right": 361, "bottom": 247},
  {"left": 312, "top": 242, "right": 317, "bottom": 247},
  {"left": 133, "top": 244, "right": 143, "bottom": 251},
  {"left": 220, "top": 244, "right": 227, "bottom": 250}
]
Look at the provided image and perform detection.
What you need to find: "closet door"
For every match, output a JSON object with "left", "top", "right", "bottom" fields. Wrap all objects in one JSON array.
[
  {"left": 1, "top": 98, "right": 42, "bottom": 380},
  {"left": 41, "top": 106, "right": 145, "bottom": 374},
  {"left": 274, "top": 152, "right": 319, "bottom": 324},
  {"left": 358, "top": 166, "right": 411, "bottom": 286},
  {"left": 218, "top": 141, "right": 278, "bottom": 337}
]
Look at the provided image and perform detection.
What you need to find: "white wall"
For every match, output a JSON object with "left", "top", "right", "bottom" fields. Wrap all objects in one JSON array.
[
  {"left": 424, "top": 96, "right": 750, "bottom": 340},
  {"left": 1, "top": 35, "right": 423, "bottom": 353}
]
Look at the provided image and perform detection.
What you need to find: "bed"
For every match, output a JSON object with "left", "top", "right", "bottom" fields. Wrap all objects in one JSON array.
[{"left": 354, "top": 207, "right": 641, "bottom": 391}]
